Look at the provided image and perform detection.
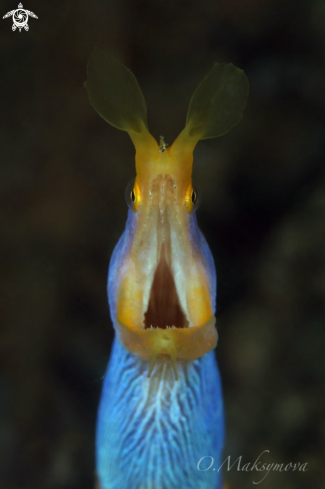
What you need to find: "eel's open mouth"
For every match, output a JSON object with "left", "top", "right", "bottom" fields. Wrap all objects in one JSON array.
[
  {"left": 114, "top": 210, "right": 218, "bottom": 370},
  {"left": 144, "top": 247, "right": 189, "bottom": 330}
]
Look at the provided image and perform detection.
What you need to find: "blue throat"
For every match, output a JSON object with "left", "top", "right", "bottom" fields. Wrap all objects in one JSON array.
[{"left": 96, "top": 338, "right": 224, "bottom": 489}]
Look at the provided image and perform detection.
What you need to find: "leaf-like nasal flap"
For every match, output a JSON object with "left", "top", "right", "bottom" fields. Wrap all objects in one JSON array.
[
  {"left": 185, "top": 63, "right": 249, "bottom": 141},
  {"left": 85, "top": 49, "right": 148, "bottom": 135}
]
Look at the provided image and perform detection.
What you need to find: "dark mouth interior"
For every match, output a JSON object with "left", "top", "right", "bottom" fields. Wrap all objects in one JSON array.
[{"left": 144, "top": 247, "right": 189, "bottom": 330}]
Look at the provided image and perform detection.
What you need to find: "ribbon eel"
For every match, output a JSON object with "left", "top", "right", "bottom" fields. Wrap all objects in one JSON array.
[{"left": 85, "top": 49, "right": 248, "bottom": 489}]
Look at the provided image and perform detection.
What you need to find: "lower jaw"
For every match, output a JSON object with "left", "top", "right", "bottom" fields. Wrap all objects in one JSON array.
[{"left": 114, "top": 315, "right": 218, "bottom": 368}]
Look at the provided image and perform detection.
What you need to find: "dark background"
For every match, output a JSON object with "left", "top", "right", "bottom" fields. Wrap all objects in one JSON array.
[{"left": 1, "top": 0, "right": 324, "bottom": 488}]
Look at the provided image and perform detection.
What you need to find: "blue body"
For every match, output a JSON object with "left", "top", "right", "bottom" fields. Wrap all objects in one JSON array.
[
  {"left": 96, "top": 210, "right": 225, "bottom": 489},
  {"left": 85, "top": 48, "right": 248, "bottom": 489}
]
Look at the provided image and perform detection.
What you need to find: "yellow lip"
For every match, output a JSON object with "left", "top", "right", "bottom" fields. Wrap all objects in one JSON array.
[{"left": 115, "top": 315, "right": 218, "bottom": 364}]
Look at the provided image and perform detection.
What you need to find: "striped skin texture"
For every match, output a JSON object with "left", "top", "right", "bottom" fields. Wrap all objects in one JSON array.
[{"left": 96, "top": 338, "right": 224, "bottom": 489}]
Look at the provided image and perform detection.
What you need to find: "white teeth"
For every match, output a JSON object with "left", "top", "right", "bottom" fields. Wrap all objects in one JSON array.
[{"left": 146, "top": 324, "right": 178, "bottom": 329}]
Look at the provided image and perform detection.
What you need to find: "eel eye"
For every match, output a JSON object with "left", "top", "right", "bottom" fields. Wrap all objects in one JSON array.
[
  {"left": 188, "top": 185, "right": 200, "bottom": 213},
  {"left": 125, "top": 177, "right": 140, "bottom": 211},
  {"left": 185, "top": 184, "right": 200, "bottom": 213}
]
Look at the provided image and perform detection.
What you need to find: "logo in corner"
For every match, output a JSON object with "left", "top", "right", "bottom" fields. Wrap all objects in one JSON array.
[{"left": 3, "top": 3, "right": 38, "bottom": 32}]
